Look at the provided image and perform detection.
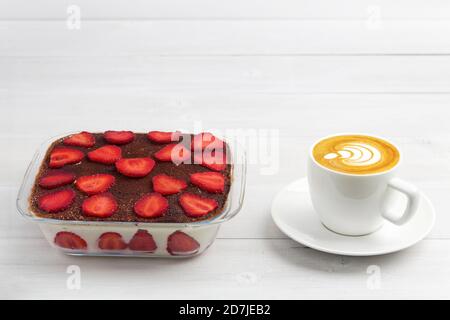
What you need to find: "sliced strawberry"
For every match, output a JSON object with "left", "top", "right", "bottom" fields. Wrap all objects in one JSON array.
[
  {"left": 147, "top": 131, "right": 181, "bottom": 144},
  {"left": 82, "top": 193, "right": 118, "bottom": 218},
  {"left": 128, "top": 230, "right": 157, "bottom": 252},
  {"left": 98, "top": 232, "right": 127, "bottom": 250},
  {"left": 49, "top": 147, "right": 84, "bottom": 168},
  {"left": 104, "top": 130, "right": 135, "bottom": 145},
  {"left": 75, "top": 174, "right": 115, "bottom": 195},
  {"left": 190, "top": 172, "right": 225, "bottom": 193},
  {"left": 153, "top": 143, "right": 191, "bottom": 164},
  {"left": 152, "top": 174, "right": 187, "bottom": 195},
  {"left": 54, "top": 232, "right": 87, "bottom": 250},
  {"left": 116, "top": 157, "right": 155, "bottom": 178},
  {"left": 179, "top": 193, "right": 218, "bottom": 217},
  {"left": 39, "top": 170, "right": 76, "bottom": 189},
  {"left": 38, "top": 189, "right": 76, "bottom": 213},
  {"left": 167, "top": 231, "right": 200, "bottom": 256},
  {"left": 194, "top": 150, "right": 227, "bottom": 171},
  {"left": 191, "top": 132, "right": 224, "bottom": 151},
  {"left": 87, "top": 145, "right": 122, "bottom": 165},
  {"left": 134, "top": 193, "right": 168, "bottom": 218},
  {"left": 63, "top": 132, "right": 95, "bottom": 148}
]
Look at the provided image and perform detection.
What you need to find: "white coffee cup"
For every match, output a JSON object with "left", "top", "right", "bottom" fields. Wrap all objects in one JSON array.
[{"left": 307, "top": 134, "right": 421, "bottom": 236}]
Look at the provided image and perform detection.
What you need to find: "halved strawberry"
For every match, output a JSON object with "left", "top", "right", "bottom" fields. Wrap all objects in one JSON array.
[
  {"left": 98, "top": 232, "right": 127, "bottom": 250},
  {"left": 63, "top": 132, "right": 95, "bottom": 148},
  {"left": 194, "top": 150, "right": 227, "bottom": 171},
  {"left": 38, "top": 189, "right": 76, "bottom": 213},
  {"left": 167, "top": 231, "right": 200, "bottom": 256},
  {"left": 54, "top": 232, "right": 87, "bottom": 250},
  {"left": 128, "top": 230, "right": 157, "bottom": 252},
  {"left": 116, "top": 157, "right": 155, "bottom": 178},
  {"left": 82, "top": 193, "right": 118, "bottom": 218},
  {"left": 87, "top": 145, "right": 122, "bottom": 165},
  {"left": 147, "top": 131, "right": 181, "bottom": 144},
  {"left": 134, "top": 193, "right": 168, "bottom": 218},
  {"left": 153, "top": 144, "right": 191, "bottom": 164},
  {"left": 190, "top": 172, "right": 225, "bottom": 193},
  {"left": 104, "top": 131, "right": 135, "bottom": 145},
  {"left": 75, "top": 174, "right": 115, "bottom": 195},
  {"left": 49, "top": 147, "right": 85, "bottom": 168},
  {"left": 179, "top": 193, "right": 218, "bottom": 217},
  {"left": 191, "top": 132, "right": 224, "bottom": 151},
  {"left": 152, "top": 174, "right": 187, "bottom": 195},
  {"left": 39, "top": 170, "right": 76, "bottom": 189}
]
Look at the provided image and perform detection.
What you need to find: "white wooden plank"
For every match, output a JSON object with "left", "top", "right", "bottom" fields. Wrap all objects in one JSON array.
[
  {"left": 3, "top": 93, "right": 450, "bottom": 131},
  {"left": 1, "top": 0, "right": 450, "bottom": 20},
  {"left": 3, "top": 56, "right": 450, "bottom": 93},
  {"left": 0, "top": 238, "right": 449, "bottom": 299},
  {"left": 2, "top": 20, "right": 450, "bottom": 56}
]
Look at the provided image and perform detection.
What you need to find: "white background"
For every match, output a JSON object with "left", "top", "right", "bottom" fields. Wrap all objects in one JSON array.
[{"left": 1, "top": 0, "right": 450, "bottom": 299}]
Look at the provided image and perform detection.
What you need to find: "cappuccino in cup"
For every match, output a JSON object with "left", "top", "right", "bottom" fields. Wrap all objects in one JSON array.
[
  {"left": 308, "top": 134, "right": 420, "bottom": 236},
  {"left": 313, "top": 134, "right": 400, "bottom": 175}
]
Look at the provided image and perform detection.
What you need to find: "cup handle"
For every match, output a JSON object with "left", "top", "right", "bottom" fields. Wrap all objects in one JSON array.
[{"left": 381, "top": 178, "right": 421, "bottom": 225}]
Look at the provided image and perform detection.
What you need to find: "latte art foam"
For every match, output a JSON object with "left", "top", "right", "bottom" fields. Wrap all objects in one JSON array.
[
  {"left": 324, "top": 142, "right": 382, "bottom": 166},
  {"left": 313, "top": 135, "right": 400, "bottom": 175}
]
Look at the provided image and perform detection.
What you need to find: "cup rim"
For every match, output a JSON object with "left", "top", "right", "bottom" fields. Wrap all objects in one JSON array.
[{"left": 309, "top": 133, "right": 402, "bottom": 177}]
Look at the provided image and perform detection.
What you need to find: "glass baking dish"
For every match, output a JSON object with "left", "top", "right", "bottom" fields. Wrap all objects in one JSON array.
[{"left": 16, "top": 133, "right": 246, "bottom": 258}]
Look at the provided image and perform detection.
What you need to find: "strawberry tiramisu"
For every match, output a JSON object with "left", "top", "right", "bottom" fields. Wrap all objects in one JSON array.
[
  {"left": 22, "top": 131, "right": 236, "bottom": 257},
  {"left": 30, "top": 131, "right": 231, "bottom": 223}
]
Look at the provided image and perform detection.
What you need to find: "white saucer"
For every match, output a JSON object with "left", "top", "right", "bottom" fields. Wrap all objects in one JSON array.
[{"left": 271, "top": 178, "right": 435, "bottom": 256}]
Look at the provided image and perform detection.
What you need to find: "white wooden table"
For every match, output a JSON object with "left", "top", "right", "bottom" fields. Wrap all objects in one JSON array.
[{"left": 1, "top": 0, "right": 450, "bottom": 299}]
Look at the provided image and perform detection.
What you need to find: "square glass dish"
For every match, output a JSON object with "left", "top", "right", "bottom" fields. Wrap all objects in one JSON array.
[{"left": 16, "top": 132, "right": 246, "bottom": 258}]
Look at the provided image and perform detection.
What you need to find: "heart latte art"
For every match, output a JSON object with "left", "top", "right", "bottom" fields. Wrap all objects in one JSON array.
[{"left": 313, "top": 135, "right": 400, "bottom": 174}]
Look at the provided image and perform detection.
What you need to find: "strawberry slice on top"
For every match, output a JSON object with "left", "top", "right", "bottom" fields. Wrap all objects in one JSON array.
[
  {"left": 190, "top": 172, "right": 225, "bottom": 193},
  {"left": 87, "top": 145, "right": 122, "bottom": 165},
  {"left": 194, "top": 150, "right": 228, "bottom": 172},
  {"left": 39, "top": 170, "right": 76, "bottom": 189},
  {"left": 75, "top": 174, "right": 115, "bottom": 195},
  {"left": 152, "top": 174, "right": 187, "bottom": 195},
  {"left": 98, "top": 232, "right": 128, "bottom": 250},
  {"left": 128, "top": 230, "right": 157, "bottom": 252},
  {"left": 147, "top": 131, "right": 181, "bottom": 144},
  {"left": 167, "top": 231, "right": 200, "bottom": 256},
  {"left": 179, "top": 193, "right": 218, "bottom": 217},
  {"left": 116, "top": 157, "right": 155, "bottom": 178},
  {"left": 38, "top": 189, "right": 76, "bottom": 213},
  {"left": 82, "top": 193, "right": 118, "bottom": 218},
  {"left": 63, "top": 131, "right": 95, "bottom": 148},
  {"left": 54, "top": 232, "right": 87, "bottom": 250},
  {"left": 104, "top": 131, "right": 135, "bottom": 145},
  {"left": 134, "top": 193, "right": 169, "bottom": 218},
  {"left": 191, "top": 132, "right": 224, "bottom": 151},
  {"left": 49, "top": 147, "right": 85, "bottom": 168},
  {"left": 153, "top": 143, "right": 191, "bottom": 164}
]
